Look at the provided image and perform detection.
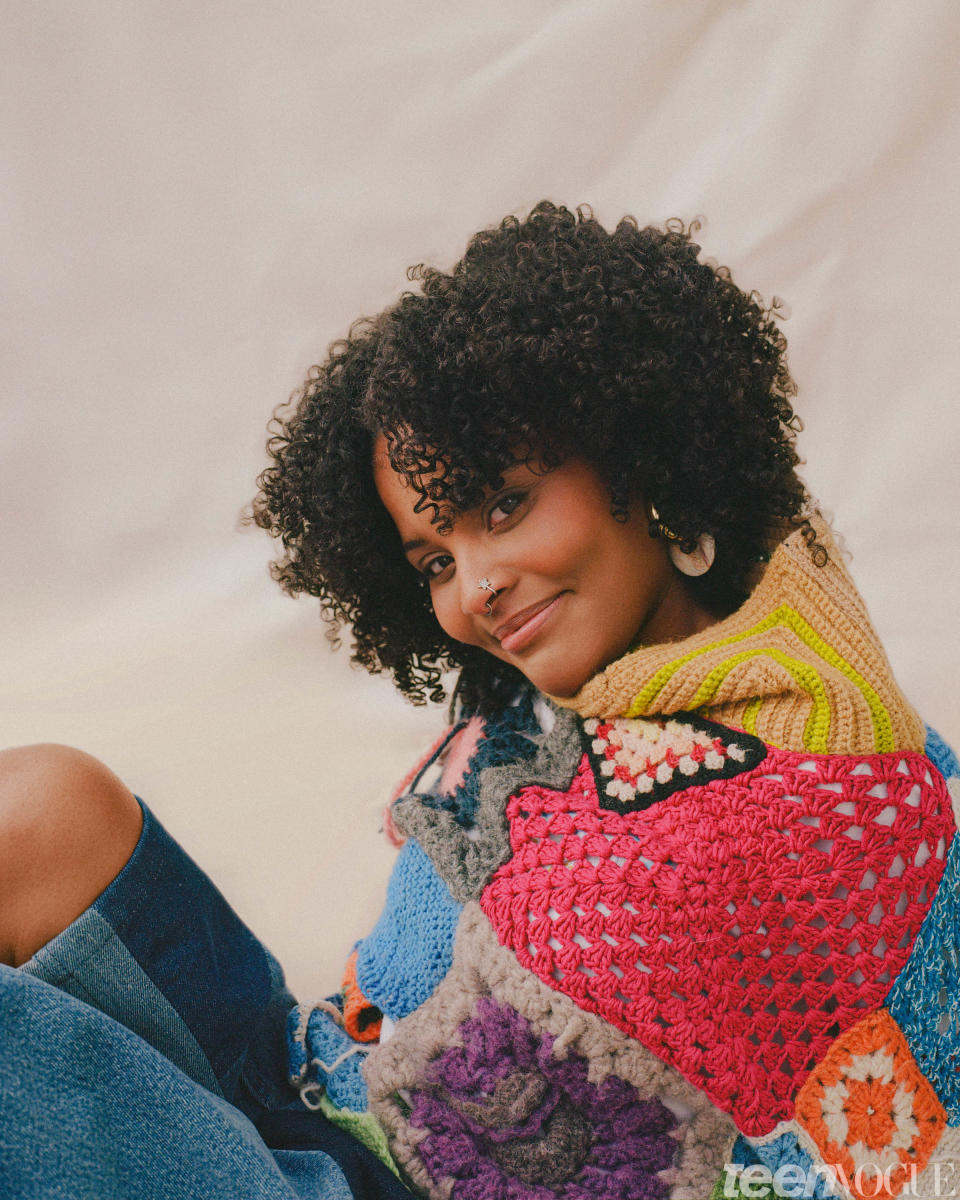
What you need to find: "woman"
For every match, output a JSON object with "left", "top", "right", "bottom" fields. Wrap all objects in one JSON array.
[
  {"left": 2, "top": 203, "right": 955, "bottom": 1199},
  {"left": 254, "top": 203, "right": 957, "bottom": 1199}
]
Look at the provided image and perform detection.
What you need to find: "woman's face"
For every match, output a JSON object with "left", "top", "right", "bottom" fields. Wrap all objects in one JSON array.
[{"left": 373, "top": 437, "right": 716, "bottom": 697}]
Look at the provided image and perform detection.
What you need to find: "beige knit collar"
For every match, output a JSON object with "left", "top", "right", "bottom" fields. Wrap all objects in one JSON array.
[{"left": 553, "top": 516, "right": 922, "bottom": 756}]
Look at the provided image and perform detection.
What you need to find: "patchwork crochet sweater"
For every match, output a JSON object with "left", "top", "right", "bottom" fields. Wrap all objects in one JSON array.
[{"left": 289, "top": 517, "right": 960, "bottom": 1200}]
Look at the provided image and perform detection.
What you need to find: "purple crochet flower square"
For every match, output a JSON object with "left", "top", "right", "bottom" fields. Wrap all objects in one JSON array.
[{"left": 407, "top": 996, "right": 677, "bottom": 1198}]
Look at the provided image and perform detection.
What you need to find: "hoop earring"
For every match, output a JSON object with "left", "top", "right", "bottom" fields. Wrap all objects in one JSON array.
[{"left": 649, "top": 506, "right": 715, "bottom": 577}]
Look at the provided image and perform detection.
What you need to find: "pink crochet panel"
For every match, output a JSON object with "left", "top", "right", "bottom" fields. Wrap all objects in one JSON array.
[{"left": 479, "top": 744, "right": 953, "bottom": 1136}]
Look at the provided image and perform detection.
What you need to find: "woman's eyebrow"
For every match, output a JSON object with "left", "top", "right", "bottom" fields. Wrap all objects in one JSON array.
[{"left": 402, "top": 538, "right": 425, "bottom": 554}]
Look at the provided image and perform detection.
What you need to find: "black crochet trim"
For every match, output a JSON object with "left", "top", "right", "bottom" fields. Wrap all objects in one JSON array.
[{"left": 582, "top": 711, "right": 768, "bottom": 814}]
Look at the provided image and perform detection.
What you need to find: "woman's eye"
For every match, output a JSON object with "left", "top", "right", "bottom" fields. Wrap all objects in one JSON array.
[
  {"left": 488, "top": 492, "right": 526, "bottom": 527},
  {"left": 422, "top": 554, "right": 454, "bottom": 580}
]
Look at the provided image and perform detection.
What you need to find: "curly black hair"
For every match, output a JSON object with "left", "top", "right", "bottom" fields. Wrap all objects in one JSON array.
[{"left": 251, "top": 202, "right": 808, "bottom": 712}]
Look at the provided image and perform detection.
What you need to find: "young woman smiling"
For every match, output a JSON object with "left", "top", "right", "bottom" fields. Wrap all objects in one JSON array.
[{"left": 1, "top": 203, "right": 956, "bottom": 1199}]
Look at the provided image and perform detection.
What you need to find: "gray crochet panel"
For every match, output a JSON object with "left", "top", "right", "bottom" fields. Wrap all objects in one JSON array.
[
  {"left": 364, "top": 903, "right": 736, "bottom": 1200},
  {"left": 392, "top": 705, "right": 584, "bottom": 904}
]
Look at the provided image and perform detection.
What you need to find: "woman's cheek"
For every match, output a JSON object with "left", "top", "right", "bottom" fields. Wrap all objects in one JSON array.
[
  {"left": 432, "top": 592, "right": 475, "bottom": 647},
  {"left": 525, "top": 513, "right": 587, "bottom": 573}
]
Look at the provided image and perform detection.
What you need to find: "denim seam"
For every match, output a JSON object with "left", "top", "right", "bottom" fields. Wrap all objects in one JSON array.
[
  {"left": 23, "top": 909, "right": 224, "bottom": 1098},
  {"left": 21, "top": 907, "right": 115, "bottom": 988}
]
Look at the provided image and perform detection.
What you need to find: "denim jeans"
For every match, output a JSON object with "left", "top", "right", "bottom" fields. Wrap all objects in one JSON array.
[{"left": 0, "top": 802, "right": 410, "bottom": 1199}]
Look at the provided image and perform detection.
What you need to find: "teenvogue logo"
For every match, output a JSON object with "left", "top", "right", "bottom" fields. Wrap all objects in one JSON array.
[{"left": 721, "top": 1157, "right": 958, "bottom": 1197}]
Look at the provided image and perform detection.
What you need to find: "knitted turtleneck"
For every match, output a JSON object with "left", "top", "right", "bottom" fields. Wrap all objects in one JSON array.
[{"left": 559, "top": 514, "right": 924, "bottom": 757}]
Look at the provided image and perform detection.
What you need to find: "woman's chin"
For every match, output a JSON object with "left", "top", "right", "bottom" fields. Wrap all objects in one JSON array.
[{"left": 508, "top": 655, "right": 596, "bottom": 700}]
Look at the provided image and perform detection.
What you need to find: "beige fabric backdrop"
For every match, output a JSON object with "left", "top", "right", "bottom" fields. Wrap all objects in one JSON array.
[{"left": 3, "top": 0, "right": 959, "bottom": 1000}]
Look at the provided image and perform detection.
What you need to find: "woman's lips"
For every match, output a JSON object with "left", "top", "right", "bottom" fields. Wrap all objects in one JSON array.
[{"left": 496, "top": 594, "right": 564, "bottom": 653}]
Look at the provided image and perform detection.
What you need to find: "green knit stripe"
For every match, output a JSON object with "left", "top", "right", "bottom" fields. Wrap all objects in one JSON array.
[{"left": 318, "top": 1093, "right": 401, "bottom": 1177}]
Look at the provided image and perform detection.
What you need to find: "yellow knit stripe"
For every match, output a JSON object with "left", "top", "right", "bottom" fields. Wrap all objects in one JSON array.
[
  {"left": 626, "top": 604, "right": 814, "bottom": 714},
  {"left": 769, "top": 606, "right": 894, "bottom": 751},
  {"left": 626, "top": 603, "right": 894, "bottom": 752},
  {"left": 690, "top": 647, "right": 829, "bottom": 751},
  {"left": 741, "top": 695, "right": 764, "bottom": 736}
]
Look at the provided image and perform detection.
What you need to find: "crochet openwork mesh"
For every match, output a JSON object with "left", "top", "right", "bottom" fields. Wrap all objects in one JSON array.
[{"left": 480, "top": 741, "right": 953, "bottom": 1135}]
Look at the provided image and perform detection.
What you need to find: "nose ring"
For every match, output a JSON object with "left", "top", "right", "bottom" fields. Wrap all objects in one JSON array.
[{"left": 477, "top": 577, "right": 497, "bottom": 615}]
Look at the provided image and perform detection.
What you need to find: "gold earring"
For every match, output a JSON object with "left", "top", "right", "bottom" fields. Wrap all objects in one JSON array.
[{"left": 649, "top": 505, "right": 682, "bottom": 543}]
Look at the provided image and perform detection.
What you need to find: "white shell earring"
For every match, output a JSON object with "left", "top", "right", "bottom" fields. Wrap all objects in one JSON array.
[
  {"left": 667, "top": 534, "right": 716, "bottom": 577},
  {"left": 649, "top": 505, "right": 715, "bottom": 577}
]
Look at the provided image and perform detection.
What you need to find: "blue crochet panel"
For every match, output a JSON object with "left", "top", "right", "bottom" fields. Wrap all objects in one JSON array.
[
  {"left": 286, "top": 1001, "right": 369, "bottom": 1112},
  {"left": 925, "top": 724, "right": 960, "bottom": 782},
  {"left": 352, "top": 700, "right": 541, "bottom": 1016},
  {"left": 885, "top": 727, "right": 960, "bottom": 1122},
  {"left": 728, "top": 1131, "right": 841, "bottom": 1198},
  {"left": 355, "top": 838, "right": 462, "bottom": 1021}
]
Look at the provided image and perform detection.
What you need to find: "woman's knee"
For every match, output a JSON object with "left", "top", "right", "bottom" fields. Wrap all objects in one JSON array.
[{"left": 0, "top": 744, "right": 143, "bottom": 966}]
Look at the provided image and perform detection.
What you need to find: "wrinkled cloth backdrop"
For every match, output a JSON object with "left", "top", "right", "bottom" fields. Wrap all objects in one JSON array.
[{"left": 3, "top": 0, "right": 958, "bottom": 998}]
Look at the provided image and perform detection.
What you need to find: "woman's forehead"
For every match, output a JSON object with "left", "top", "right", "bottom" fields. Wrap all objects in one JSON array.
[{"left": 372, "top": 447, "right": 424, "bottom": 545}]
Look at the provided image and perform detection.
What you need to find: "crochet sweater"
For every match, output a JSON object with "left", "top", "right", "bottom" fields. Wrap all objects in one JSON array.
[{"left": 289, "top": 517, "right": 959, "bottom": 1200}]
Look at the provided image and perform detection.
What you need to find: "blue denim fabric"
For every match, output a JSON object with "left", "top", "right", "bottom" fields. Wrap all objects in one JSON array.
[
  {"left": 6, "top": 801, "right": 411, "bottom": 1198},
  {"left": 0, "top": 965, "right": 356, "bottom": 1199},
  {"left": 21, "top": 801, "right": 293, "bottom": 1120}
]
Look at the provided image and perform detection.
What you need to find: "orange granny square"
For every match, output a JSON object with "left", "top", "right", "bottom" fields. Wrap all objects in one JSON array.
[{"left": 796, "top": 1008, "right": 946, "bottom": 1199}]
